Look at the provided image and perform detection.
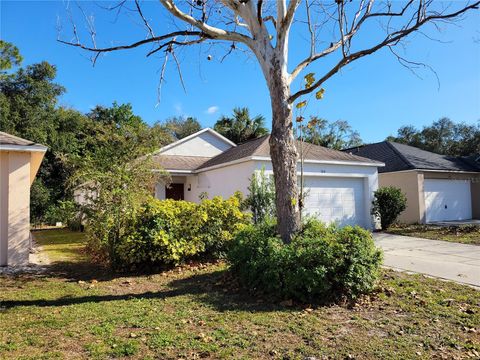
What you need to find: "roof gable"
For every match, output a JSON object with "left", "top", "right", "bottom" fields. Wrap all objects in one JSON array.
[
  {"left": 345, "top": 141, "right": 480, "bottom": 173},
  {"left": 158, "top": 128, "right": 236, "bottom": 158}
]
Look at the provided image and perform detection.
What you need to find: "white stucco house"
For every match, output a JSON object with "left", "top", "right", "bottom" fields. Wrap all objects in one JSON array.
[
  {"left": 152, "top": 128, "right": 384, "bottom": 229},
  {"left": 0, "top": 132, "right": 47, "bottom": 266}
]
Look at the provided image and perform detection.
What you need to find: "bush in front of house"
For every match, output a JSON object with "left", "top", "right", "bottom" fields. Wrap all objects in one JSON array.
[
  {"left": 117, "top": 199, "right": 201, "bottom": 267},
  {"left": 112, "top": 194, "right": 249, "bottom": 268},
  {"left": 371, "top": 186, "right": 407, "bottom": 230},
  {"left": 244, "top": 167, "right": 276, "bottom": 224},
  {"left": 197, "top": 192, "right": 249, "bottom": 258},
  {"left": 227, "top": 219, "right": 383, "bottom": 303}
]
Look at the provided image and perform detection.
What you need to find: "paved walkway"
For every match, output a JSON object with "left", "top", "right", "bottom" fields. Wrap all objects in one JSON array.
[{"left": 373, "top": 233, "right": 480, "bottom": 288}]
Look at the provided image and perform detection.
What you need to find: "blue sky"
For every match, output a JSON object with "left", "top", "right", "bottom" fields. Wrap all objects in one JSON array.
[{"left": 1, "top": 1, "right": 479, "bottom": 143}]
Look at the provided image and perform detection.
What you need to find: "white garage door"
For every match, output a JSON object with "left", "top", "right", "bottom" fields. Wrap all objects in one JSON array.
[
  {"left": 302, "top": 177, "right": 365, "bottom": 227},
  {"left": 424, "top": 179, "right": 472, "bottom": 223}
]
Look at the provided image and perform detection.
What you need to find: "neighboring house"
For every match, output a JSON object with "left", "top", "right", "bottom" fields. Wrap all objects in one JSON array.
[
  {"left": 0, "top": 131, "right": 47, "bottom": 266},
  {"left": 345, "top": 141, "right": 480, "bottom": 224},
  {"left": 152, "top": 128, "right": 383, "bottom": 229}
]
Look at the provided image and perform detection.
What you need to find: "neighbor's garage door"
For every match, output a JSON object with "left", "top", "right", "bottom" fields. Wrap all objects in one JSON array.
[
  {"left": 303, "top": 177, "right": 365, "bottom": 227},
  {"left": 424, "top": 179, "right": 472, "bottom": 222}
]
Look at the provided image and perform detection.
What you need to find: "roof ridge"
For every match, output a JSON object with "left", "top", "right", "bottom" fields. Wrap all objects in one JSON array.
[{"left": 385, "top": 141, "right": 414, "bottom": 170}]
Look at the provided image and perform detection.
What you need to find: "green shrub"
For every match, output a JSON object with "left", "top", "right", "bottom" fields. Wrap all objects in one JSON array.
[
  {"left": 110, "top": 194, "right": 249, "bottom": 268},
  {"left": 228, "top": 219, "right": 382, "bottom": 302},
  {"left": 244, "top": 167, "right": 276, "bottom": 224},
  {"left": 197, "top": 191, "right": 249, "bottom": 257},
  {"left": 117, "top": 199, "right": 201, "bottom": 266},
  {"left": 44, "top": 200, "right": 79, "bottom": 226},
  {"left": 371, "top": 186, "right": 407, "bottom": 230}
]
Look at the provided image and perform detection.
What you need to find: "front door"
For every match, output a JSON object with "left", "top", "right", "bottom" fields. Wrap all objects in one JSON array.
[{"left": 165, "top": 183, "right": 184, "bottom": 200}]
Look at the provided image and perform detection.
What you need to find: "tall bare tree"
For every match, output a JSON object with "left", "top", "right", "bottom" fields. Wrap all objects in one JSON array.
[{"left": 59, "top": 0, "right": 479, "bottom": 242}]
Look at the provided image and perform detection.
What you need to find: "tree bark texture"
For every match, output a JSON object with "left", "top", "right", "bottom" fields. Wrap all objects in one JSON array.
[{"left": 267, "top": 55, "right": 300, "bottom": 243}]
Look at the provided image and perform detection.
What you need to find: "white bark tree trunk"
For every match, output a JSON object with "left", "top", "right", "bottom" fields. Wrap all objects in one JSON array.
[{"left": 266, "top": 54, "right": 300, "bottom": 243}]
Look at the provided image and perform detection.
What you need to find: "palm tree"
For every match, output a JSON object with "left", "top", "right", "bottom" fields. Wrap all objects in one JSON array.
[{"left": 214, "top": 107, "right": 268, "bottom": 144}]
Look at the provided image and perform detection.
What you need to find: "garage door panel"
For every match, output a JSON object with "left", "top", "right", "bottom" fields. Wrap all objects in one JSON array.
[
  {"left": 303, "top": 177, "right": 365, "bottom": 227},
  {"left": 424, "top": 179, "right": 471, "bottom": 222}
]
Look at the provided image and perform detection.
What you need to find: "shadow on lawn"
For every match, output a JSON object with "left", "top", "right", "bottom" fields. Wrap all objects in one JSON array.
[{"left": 1, "top": 268, "right": 289, "bottom": 313}]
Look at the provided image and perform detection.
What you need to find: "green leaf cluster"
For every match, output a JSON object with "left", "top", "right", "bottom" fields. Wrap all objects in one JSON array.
[
  {"left": 244, "top": 167, "right": 276, "bottom": 224},
  {"left": 228, "top": 219, "right": 383, "bottom": 303},
  {"left": 214, "top": 107, "right": 268, "bottom": 144},
  {"left": 0, "top": 40, "right": 22, "bottom": 73},
  {"left": 163, "top": 116, "right": 201, "bottom": 140},
  {"left": 78, "top": 155, "right": 165, "bottom": 266},
  {"left": 87, "top": 193, "right": 249, "bottom": 269},
  {"left": 0, "top": 42, "right": 172, "bottom": 224},
  {"left": 371, "top": 186, "right": 407, "bottom": 230},
  {"left": 300, "top": 117, "right": 362, "bottom": 150},
  {"left": 387, "top": 117, "right": 480, "bottom": 157}
]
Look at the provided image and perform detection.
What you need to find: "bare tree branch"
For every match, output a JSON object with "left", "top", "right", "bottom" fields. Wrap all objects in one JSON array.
[
  {"left": 157, "top": 51, "right": 170, "bottom": 103},
  {"left": 263, "top": 15, "right": 276, "bottom": 28},
  {"left": 257, "top": 0, "right": 264, "bottom": 25},
  {"left": 159, "top": 0, "right": 254, "bottom": 46},
  {"left": 171, "top": 46, "right": 186, "bottom": 92},
  {"left": 388, "top": 45, "right": 440, "bottom": 90},
  {"left": 290, "top": 0, "right": 417, "bottom": 80},
  {"left": 277, "top": 0, "right": 301, "bottom": 49},
  {"left": 290, "top": 0, "right": 480, "bottom": 102},
  {"left": 146, "top": 36, "right": 208, "bottom": 57},
  {"left": 305, "top": 0, "right": 315, "bottom": 57},
  {"left": 58, "top": 30, "right": 205, "bottom": 54},
  {"left": 134, "top": 0, "right": 155, "bottom": 38}
]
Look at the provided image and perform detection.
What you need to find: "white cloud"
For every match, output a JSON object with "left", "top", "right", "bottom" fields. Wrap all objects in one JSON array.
[
  {"left": 205, "top": 106, "right": 219, "bottom": 115},
  {"left": 174, "top": 103, "right": 183, "bottom": 115}
]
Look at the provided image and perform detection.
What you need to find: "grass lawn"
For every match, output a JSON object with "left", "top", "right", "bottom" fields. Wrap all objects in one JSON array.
[
  {"left": 387, "top": 224, "right": 480, "bottom": 246},
  {"left": 31, "top": 229, "right": 88, "bottom": 263},
  {"left": 1, "top": 230, "right": 479, "bottom": 359}
]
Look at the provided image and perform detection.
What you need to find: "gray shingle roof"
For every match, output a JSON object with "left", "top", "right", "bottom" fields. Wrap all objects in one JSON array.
[
  {"left": 344, "top": 141, "right": 480, "bottom": 173},
  {"left": 153, "top": 155, "right": 211, "bottom": 171},
  {"left": 197, "top": 135, "right": 381, "bottom": 170},
  {"left": 0, "top": 131, "right": 37, "bottom": 146}
]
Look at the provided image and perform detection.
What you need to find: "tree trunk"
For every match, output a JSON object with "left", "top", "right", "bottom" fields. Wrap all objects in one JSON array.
[{"left": 268, "top": 59, "right": 300, "bottom": 243}]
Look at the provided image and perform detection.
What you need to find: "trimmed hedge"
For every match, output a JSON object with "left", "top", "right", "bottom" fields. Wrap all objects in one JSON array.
[
  {"left": 228, "top": 219, "right": 383, "bottom": 302},
  {"left": 113, "top": 193, "right": 249, "bottom": 268}
]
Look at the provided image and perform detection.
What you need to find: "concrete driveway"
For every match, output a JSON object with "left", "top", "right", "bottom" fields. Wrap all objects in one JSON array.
[
  {"left": 429, "top": 219, "right": 480, "bottom": 226},
  {"left": 373, "top": 233, "right": 480, "bottom": 288}
]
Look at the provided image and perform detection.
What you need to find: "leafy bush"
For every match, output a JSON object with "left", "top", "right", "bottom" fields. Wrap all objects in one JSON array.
[
  {"left": 81, "top": 158, "right": 162, "bottom": 266},
  {"left": 228, "top": 219, "right": 382, "bottom": 302},
  {"left": 44, "top": 200, "right": 79, "bottom": 226},
  {"left": 371, "top": 186, "right": 407, "bottom": 230},
  {"left": 106, "top": 194, "right": 249, "bottom": 269},
  {"left": 117, "top": 199, "right": 201, "bottom": 266},
  {"left": 197, "top": 192, "right": 248, "bottom": 257},
  {"left": 244, "top": 167, "right": 276, "bottom": 223}
]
